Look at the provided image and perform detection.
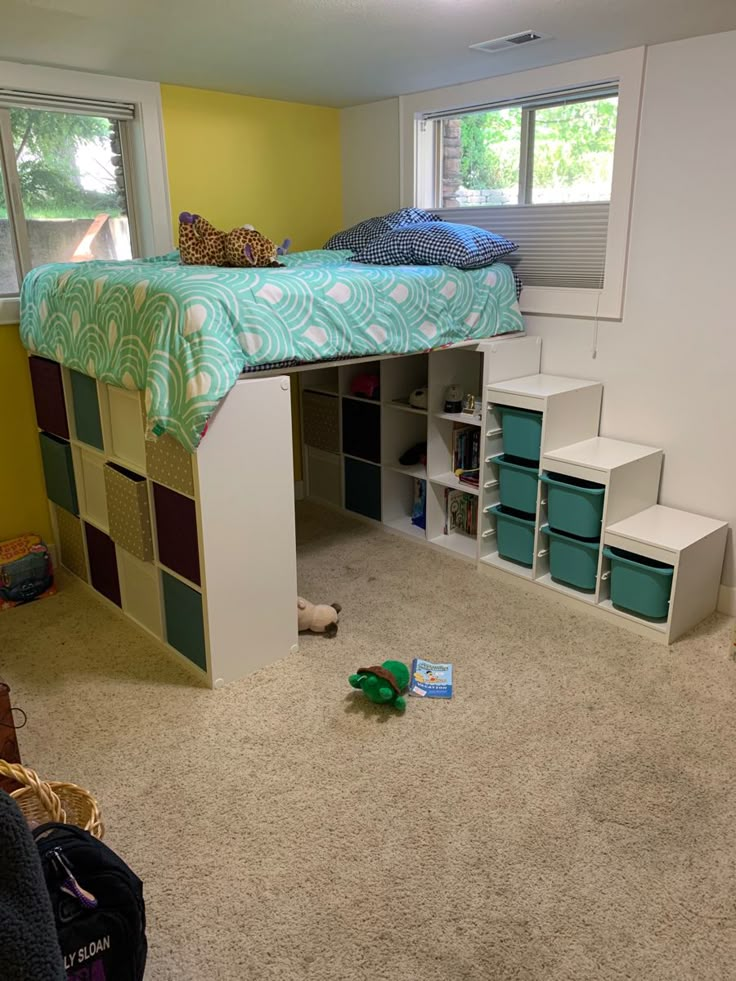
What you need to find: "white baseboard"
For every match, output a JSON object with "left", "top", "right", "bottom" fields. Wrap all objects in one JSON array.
[
  {"left": 294, "top": 481, "right": 305, "bottom": 501},
  {"left": 718, "top": 583, "right": 736, "bottom": 617},
  {"left": 48, "top": 542, "right": 59, "bottom": 571}
]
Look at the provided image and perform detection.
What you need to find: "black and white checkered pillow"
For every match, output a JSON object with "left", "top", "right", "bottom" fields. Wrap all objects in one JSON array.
[
  {"left": 350, "top": 221, "right": 518, "bottom": 270},
  {"left": 324, "top": 208, "right": 440, "bottom": 251}
]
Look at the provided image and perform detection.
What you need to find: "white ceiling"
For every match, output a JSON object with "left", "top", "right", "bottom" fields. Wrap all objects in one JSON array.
[{"left": 2, "top": 0, "right": 736, "bottom": 107}]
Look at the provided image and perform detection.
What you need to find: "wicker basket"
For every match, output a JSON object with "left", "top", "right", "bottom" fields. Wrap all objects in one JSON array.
[{"left": 0, "top": 760, "right": 104, "bottom": 839}]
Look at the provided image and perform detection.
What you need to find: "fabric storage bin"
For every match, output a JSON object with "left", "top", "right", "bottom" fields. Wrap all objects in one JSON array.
[
  {"left": 84, "top": 522, "right": 121, "bottom": 607},
  {"left": 344, "top": 457, "right": 381, "bottom": 521},
  {"left": 603, "top": 547, "right": 674, "bottom": 621},
  {"left": 497, "top": 406, "right": 543, "bottom": 462},
  {"left": 342, "top": 398, "right": 381, "bottom": 463},
  {"left": 162, "top": 572, "right": 206, "bottom": 671},
  {"left": 540, "top": 472, "right": 605, "bottom": 540},
  {"left": 145, "top": 432, "right": 195, "bottom": 497},
  {"left": 29, "top": 356, "right": 69, "bottom": 439},
  {"left": 153, "top": 483, "right": 200, "bottom": 585},
  {"left": 39, "top": 432, "right": 78, "bottom": 515},
  {"left": 490, "top": 504, "right": 535, "bottom": 567},
  {"left": 541, "top": 525, "right": 600, "bottom": 592},
  {"left": 104, "top": 463, "right": 153, "bottom": 562},
  {"left": 494, "top": 455, "right": 538, "bottom": 515},
  {"left": 55, "top": 507, "right": 88, "bottom": 582},
  {"left": 303, "top": 391, "right": 340, "bottom": 453},
  {"left": 70, "top": 370, "right": 104, "bottom": 450}
]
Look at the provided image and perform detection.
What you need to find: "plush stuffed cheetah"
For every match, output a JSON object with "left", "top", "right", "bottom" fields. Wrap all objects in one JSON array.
[{"left": 178, "top": 212, "right": 290, "bottom": 268}]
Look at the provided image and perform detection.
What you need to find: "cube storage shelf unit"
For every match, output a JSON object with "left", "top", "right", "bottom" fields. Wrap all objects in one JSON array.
[
  {"left": 29, "top": 355, "right": 298, "bottom": 688},
  {"left": 300, "top": 337, "right": 543, "bottom": 561}
]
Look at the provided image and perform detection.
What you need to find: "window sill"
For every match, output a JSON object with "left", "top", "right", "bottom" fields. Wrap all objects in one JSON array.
[
  {"left": 0, "top": 297, "right": 20, "bottom": 325},
  {"left": 519, "top": 285, "right": 620, "bottom": 321}
]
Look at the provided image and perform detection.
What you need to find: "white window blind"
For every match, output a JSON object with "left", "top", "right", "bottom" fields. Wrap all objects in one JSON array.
[
  {"left": 439, "top": 202, "right": 610, "bottom": 289},
  {"left": 419, "top": 82, "right": 618, "bottom": 291},
  {"left": 0, "top": 89, "right": 135, "bottom": 120}
]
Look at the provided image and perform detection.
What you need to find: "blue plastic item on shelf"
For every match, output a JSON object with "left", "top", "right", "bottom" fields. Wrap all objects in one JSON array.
[
  {"left": 540, "top": 471, "right": 605, "bottom": 540},
  {"left": 541, "top": 525, "right": 600, "bottom": 592},
  {"left": 493, "top": 454, "right": 539, "bottom": 515},
  {"left": 490, "top": 504, "right": 536, "bottom": 567},
  {"left": 497, "top": 406, "right": 543, "bottom": 462},
  {"left": 602, "top": 546, "right": 674, "bottom": 621}
]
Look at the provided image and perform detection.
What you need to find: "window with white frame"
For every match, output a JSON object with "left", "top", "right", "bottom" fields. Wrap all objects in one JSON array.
[
  {"left": 0, "top": 60, "right": 171, "bottom": 323},
  {"left": 417, "top": 84, "right": 619, "bottom": 291},
  {"left": 404, "top": 48, "right": 645, "bottom": 319},
  {"left": 0, "top": 95, "right": 138, "bottom": 298}
]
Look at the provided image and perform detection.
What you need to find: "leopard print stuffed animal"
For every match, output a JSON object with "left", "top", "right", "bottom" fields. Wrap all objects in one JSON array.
[{"left": 178, "top": 212, "right": 290, "bottom": 268}]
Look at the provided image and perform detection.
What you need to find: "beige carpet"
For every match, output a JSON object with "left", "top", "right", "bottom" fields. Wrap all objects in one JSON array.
[{"left": 2, "top": 501, "right": 736, "bottom": 981}]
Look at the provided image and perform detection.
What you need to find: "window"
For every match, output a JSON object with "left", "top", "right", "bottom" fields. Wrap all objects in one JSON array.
[
  {"left": 419, "top": 85, "right": 619, "bottom": 292},
  {"left": 0, "top": 99, "right": 136, "bottom": 299},
  {"left": 0, "top": 60, "right": 172, "bottom": 323},
  {"left": 437, "top": 90, "right": 618, "bottom": 210},
  {"left": 403, "top": 48, "right": 645, "bottom": 318}
]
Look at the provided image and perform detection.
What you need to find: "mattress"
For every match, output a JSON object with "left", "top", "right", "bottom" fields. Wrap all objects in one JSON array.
[{"left": 20, "top": 249, "right": 524, "bottom": 452}]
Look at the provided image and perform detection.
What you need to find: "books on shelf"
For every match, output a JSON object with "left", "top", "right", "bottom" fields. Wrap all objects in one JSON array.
[
  {"left": 444, "top": 488, "right": 478, "bottom": 537},
  {"left": 452, "top": 425, "right": 480, "bottom": 488},
  {"left": 410, "top": 659, "right": 454, "bottom": 698}
]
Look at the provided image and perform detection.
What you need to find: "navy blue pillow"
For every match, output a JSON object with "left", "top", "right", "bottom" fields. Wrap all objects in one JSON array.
[
  {"left": 324, "top": 208, "right": 440, "bottom": 251},
  {"left": 351, "top": 221, "right": 518, "bottom": 270}
]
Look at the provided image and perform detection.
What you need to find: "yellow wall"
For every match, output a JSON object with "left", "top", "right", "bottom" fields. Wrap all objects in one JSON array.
[
  {"left": 161, "top": 84, "right": 342, "bottom": 479},
  {"left": 160, "top": 85, "right": 342, "bottom": 252},
  {"left": 0, "top": 326, "right": 52, "bottom": 542},
  {"left": 0, "top": 85, "right": 341, "bottom": 542}
]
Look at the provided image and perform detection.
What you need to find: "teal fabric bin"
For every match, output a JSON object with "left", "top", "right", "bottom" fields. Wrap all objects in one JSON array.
[
  {"left": 603, "top": 547, "right": 674, "bottom": 621},
  {"left": 39, "top": 432, "right": 78, "bottom": 515},
  {"left": 498, "top": 406, "right": 543, "bottom": 462},
  {"left": 70, "top": 370, "right": 104, "bottom": 450},
  {"left": 541, "top": 525, "right": 600, "bottom": 592},
  {"left": 494, "top": 455, "right": 539, "bottom": 515},
  {"left": 491, "top": 504, "right": 535, "bottom": 567},
  {"left": 540, "top": 472, "right": 605, "bottom": 540},
  {"left": 162, "top": 571, "right": 207, "bottom": 670}
]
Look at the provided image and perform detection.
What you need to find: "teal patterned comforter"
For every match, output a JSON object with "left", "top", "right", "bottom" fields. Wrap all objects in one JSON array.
[{"left": 20, "top": 249, "right": 523, "bottom": 452}]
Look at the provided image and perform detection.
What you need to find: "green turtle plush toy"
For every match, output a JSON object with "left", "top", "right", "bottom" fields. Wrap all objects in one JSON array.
[{"left": 349, "top": 660, "right": 410, "bottom": 711}]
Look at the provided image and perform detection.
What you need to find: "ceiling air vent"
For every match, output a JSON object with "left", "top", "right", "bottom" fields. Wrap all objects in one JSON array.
[{"left": 470, "top": 31, "right": 550, "bottom": 54}]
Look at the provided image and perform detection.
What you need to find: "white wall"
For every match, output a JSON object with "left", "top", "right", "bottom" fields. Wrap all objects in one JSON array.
[
  {"left": 340, "top": 30, "right": 736, "bottom": 602},
  {"left": 340, "top": 98, "right": 400, "bottom": 226}
]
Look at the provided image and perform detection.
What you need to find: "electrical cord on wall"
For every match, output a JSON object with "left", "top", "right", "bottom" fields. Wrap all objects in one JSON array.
[{"left": 591, "top": 290, "right": 602, "bottom": 359}]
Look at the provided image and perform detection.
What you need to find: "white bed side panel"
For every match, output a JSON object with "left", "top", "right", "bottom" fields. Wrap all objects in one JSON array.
[{"left": 195, "top": 375, "right": 298, "bottom": 684}]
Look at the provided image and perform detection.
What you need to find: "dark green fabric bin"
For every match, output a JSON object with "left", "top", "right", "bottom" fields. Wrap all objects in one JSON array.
[
  {"left": 541, "top": 525, "right": 600, "bottom": 592},
  {"left": 70, "top": 370, "right": 104, "bottom": 450},
  {"left": 494, "top": 454, "right": 539, "bottom": 515},
  {"left": 540, "top": 472, "right": 605, "bottom": 540},
  {"left": 497, "top": 406, "right": 543, "bottom": 462},
  {"left": 491, "top": 504, "right": 536, "bottom": 567},
  {"left": 39, "top": 432, "right": 78, "bottom": 515},
  {"left": 603, "top": 547, "right": 674, "bottom": 621},
  {"left": 162, "top": 571, "right": 207, "bottom": 670}
]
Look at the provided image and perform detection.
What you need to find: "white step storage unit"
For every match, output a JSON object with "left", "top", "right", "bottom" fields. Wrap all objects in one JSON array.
[
  {"left": 481, "top": 374, "right": 603, "bottom": 578},
  {"left": 536, "top": 437, "right": 663, "bottom": 602},
  {"left": 600, "top": 506, "right": 728, "bottom": 643}
]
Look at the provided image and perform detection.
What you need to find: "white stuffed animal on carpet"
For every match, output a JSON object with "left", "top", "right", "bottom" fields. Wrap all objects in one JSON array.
[{"left": 297, "top": 597, "right": 341, "bottom": 637}]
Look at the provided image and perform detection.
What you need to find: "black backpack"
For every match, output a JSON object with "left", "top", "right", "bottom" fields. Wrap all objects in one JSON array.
[{"left": 34, "top": 823, "right": 147, "bottom": 980}]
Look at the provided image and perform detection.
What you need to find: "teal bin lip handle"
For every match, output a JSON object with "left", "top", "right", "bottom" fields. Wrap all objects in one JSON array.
[
  {"left": 540, "top": 472, "right": 605, "bottom": 494},
  {"left": 602, "top": 546, "right": 675, "bottom": 576}
]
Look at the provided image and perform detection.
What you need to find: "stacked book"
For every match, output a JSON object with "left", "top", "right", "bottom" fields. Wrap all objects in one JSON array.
[
  {"left": 452, "top": 425, "right": 480, "bottom": 488},
  {"left": 444, "top": 489, "right": 478, "bottom": 537}
]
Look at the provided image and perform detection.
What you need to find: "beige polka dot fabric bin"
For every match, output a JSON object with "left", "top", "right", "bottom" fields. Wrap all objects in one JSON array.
[
  {"left": 145, "top": 432, "right": 195, "bottom": 497},
  {"left": 303, "top": 392, "right": 340, "bottom": 454},
  {"left": 103, "top": 463, "right": 154, "bottom": 562}
]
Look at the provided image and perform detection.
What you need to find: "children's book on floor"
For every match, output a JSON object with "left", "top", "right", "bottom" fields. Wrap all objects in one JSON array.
[{"left": 410, "top": 659, "right": 453, "bottom": 698}]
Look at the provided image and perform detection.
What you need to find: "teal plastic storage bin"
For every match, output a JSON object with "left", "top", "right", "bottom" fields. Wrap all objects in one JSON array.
[
  {"left": 497, "top": 406, "right": 543, "bottom": 462},
  {"left": 494, "top": 454, "right": 539, "bottom": 515},
  {"left": 603, "top": 547, "right": 674, "bottom": 621},
  {"left": 541, "top": 525, "right": 600, "bottom": 592},
  {"left": 491, "top": 504, "right": 536, "bottom": 567},
  {"left": 540, "top": 472, "right": 605, "bottom": 540}
]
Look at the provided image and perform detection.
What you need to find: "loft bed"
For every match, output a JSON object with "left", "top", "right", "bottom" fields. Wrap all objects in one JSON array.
[{"left": 20, "top": 250, "right": 540, "bottom": 687}]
